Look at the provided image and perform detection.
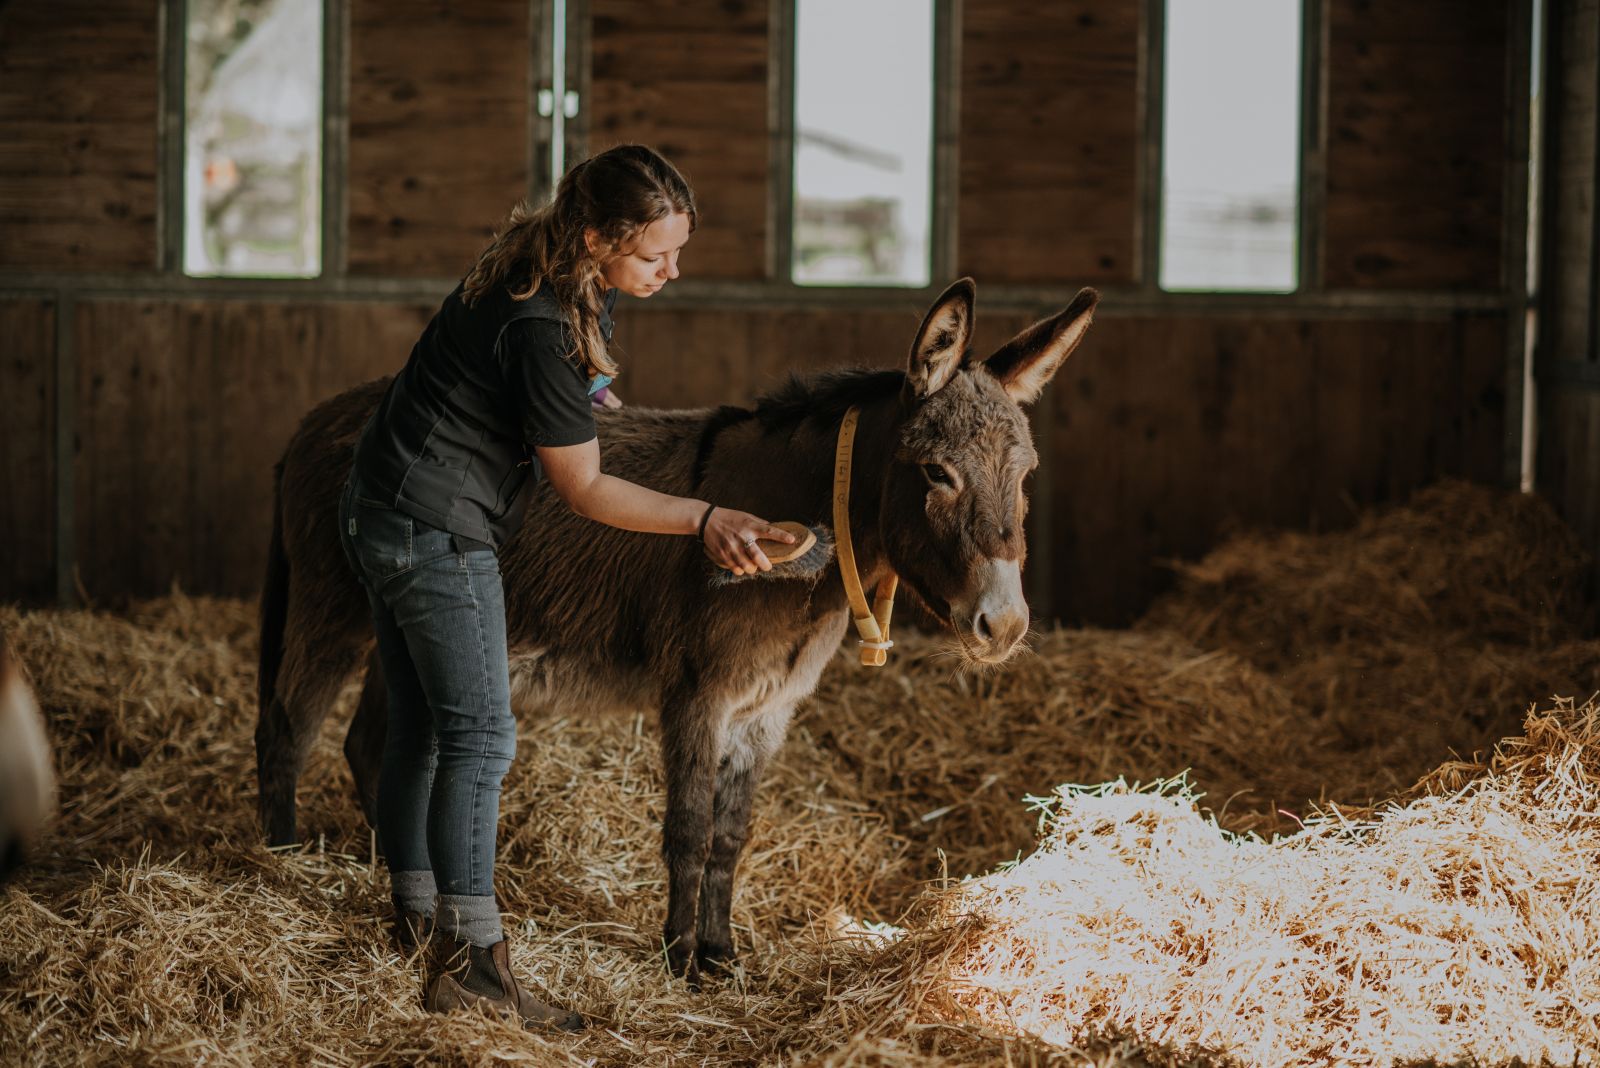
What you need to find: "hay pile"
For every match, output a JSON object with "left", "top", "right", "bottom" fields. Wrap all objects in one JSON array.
[
  {"left": 1145, "top": 479, "right": 1596, "bottom": 745},
  {"left": 1, "top": 480, "right": 1596, "bottom": 1065},
  {"left": 872, "top": 696, "right": 1600, "bottom": 1065}
]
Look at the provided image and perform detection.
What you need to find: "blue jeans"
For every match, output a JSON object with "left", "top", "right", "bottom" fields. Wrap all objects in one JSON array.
[{"left": 337, "top": 474, "right": 516, "bottom": 898}]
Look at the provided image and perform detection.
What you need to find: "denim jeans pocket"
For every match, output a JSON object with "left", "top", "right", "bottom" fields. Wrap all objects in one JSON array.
[
  {"left": 336, "top": 478, "right": 362, "bottom": 580},
  {"left": 349, "top": 497, "right": 415, "bottom": 581}
]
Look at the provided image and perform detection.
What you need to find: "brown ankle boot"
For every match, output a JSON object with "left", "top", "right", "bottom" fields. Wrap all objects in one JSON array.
[
  {"left": 425, "top": 937, "right": 584, "bottom": 1031},
  {"left": 391, "top": 909, "right": 434, "bottom": 954}
]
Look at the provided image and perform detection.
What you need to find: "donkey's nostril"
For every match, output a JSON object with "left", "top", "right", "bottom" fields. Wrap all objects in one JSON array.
[{"left": 974, "top": 613, "right": 993, "bottom": 643}]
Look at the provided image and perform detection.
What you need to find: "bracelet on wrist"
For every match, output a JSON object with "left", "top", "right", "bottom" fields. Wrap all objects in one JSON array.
[{"left": 696, "top": 503, "right": 716, "bottom": 540}]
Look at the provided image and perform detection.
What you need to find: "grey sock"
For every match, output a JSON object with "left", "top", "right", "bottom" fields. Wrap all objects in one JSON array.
[
  {"left": 437, "top": 893, "right": 502, "bottom": 948},
  {"left": 390, "top": 869, "right": 437, "bottom": 917}
]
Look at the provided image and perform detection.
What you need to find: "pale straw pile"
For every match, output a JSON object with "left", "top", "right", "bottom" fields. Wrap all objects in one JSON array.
[{"left": 897, "top": 696, "right": 1600, "bottom": 1064}]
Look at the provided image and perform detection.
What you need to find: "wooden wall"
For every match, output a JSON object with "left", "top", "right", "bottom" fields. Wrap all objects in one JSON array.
[
  {"left": 1544, "top": 0, "right": 1598, "bottom": 362},
  {"left": 0, "top": 1, "right": 1536, "bottom": 625},
  {"left": 1323, "top": 0, "right": 1510, "bottom": 289},
  {"left": 1540, "top": 389, "right": 1600, "bottom": 560},
  {"left": 957, "top": 0, "right": 1141, "bottom": 285},
  {"left": 71, "top": 299, "right": 429, "bottom": 598},
  {"left": 0, "top": 0, "right": 158, "bottom": 269},
  {"left": 0, "top": 299, "right": 56, "bottom": 602},
  {"left": 1536, "top": 0, "right": 1600, "bottom": 592},
  {"left": 346, "top": 0, "right": 531, "bottom": 276}
]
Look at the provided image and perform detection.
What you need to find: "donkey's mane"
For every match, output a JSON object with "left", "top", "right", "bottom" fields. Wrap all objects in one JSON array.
[
  {"left": 691, "top": 368, "right": 904, "bottom": 486},
  {"left": 751, "top": 367, "right": 904, "bottom": 428}
]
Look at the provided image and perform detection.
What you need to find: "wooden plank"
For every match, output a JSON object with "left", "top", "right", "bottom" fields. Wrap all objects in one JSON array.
[
  {"left": 317, "top": 300, "right": 437, "bottom": 397},
  {"left": 188, "top": 303, "right": 322, "bottom": 592},
  {"left": 0, "top": 300, "right": 56, "bottom": 602},
  {"left": 1544, "top": 0, "right": 1599, "bottom": 362},
  {"left": 0, "top": 0, "right": 159, "bottom": 270},
  {"left": 347, "top": 0, "right": 530, "bottom": 277},
  {"left": 957, "top": 0, "right": 1140, "bottom": 286},
  {"left": 1323, "top": 0, "right": 1509, "bottom": 289},
  {"left": 1538, "top": 386, "right": 1600, "bottom": 565},
  {"left": 75, "top": 301, "right": 188, "bottom": 601},
  {"left": 588, "top": 0, "right": 769, "bottom": 280},
  {"left": 610, "top": 307, "right": 749, "bottom": 409},
  {"left": 1459, "top": 314, "right": 1512, "bottom": 480},
  {"left": 611, "top": 302, "right": 947, "bottom": 411},
  {"left": 1047, "top": 316, "right": 1178, "bottom": 623},
  {"left": 72, "top": 299, "right": 435, "bottom": 601}
]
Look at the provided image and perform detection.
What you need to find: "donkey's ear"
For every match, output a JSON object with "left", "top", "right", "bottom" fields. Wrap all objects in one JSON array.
[
  {"left": 906, "top": 277, "right": 976, "bottom": 399},
  {"left": 983, "top": 287, "right": 1099, "bottom": 404}
]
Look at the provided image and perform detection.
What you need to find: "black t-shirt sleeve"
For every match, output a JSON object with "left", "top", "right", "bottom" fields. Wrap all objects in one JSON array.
[{"left": 497, "top": 319, "right": 597, "bottom": 448}]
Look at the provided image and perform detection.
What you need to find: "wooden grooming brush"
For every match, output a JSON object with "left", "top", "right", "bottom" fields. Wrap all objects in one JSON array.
[
  {"left": 708, "top": 523, "right": 834, "bottom": 586},
  {"left": 754, "top": 521, "right": 817, "bottom": 564}
]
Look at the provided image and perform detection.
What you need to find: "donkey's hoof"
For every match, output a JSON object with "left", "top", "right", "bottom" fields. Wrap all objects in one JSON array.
[
  {"left": 695, "top": 941, "right": 738, "bottom": 979},
  {"left": 664, "top": 936, "right": 698, "bottom": 982}
]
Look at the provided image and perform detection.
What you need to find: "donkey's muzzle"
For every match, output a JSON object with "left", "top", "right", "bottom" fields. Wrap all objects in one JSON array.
[{"left": 957, "top": 558, "right": 1029, "bottom": 663}]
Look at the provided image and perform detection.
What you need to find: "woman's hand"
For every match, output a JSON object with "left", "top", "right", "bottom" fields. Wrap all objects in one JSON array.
[{"left": 702, "top": 508, "right": 797, "bottom": 576}]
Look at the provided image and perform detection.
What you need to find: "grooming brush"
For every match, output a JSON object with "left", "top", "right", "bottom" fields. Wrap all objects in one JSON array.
[{"left": 709, "top": 523, "right": 835, "bottom": 586}]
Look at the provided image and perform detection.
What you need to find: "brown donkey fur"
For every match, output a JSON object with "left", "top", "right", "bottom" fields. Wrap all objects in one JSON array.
[{"left": 256, "top": 279, "right": 1098, "bottom": 978}]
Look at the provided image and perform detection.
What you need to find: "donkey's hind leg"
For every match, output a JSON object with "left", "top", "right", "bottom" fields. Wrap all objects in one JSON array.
[
  {"left": 343, "top": 647, "right": 388, "bottom": 832},
  {"left": 695, "top": 706, "right": 794, "bottom": 975},
  {"left": 257, "top": 630, "right": 368, "bottom": 847}
]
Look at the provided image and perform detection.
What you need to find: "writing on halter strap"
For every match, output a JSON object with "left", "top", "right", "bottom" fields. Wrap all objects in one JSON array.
[{"left": 834, "top": 406, "right": 899, "bottom": 667}]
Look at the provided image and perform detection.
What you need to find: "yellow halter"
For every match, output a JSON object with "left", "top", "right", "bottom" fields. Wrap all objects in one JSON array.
[{"left": 833, "top": 406, "right": 898, "bottom": 667}]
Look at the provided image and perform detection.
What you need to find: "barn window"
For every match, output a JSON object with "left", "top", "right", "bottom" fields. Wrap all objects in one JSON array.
[
  {"left": 1159, "top": 0, "right": 1301, "bottom": 292},
  {"left": 183, "top": 0, "right": 323, "bottom": 278},
  {"left": 792, "top": 0, "right": 934, "bottom": 287}
]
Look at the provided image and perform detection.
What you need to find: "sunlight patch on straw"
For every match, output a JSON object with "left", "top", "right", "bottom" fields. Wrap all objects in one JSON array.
[{"left": 923, "top": 701, "right": 1600, "bottom": 1066}]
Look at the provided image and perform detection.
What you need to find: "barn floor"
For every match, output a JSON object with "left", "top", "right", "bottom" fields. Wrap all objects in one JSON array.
[{"left": 1, "top": 481, "right": 1596, "bottom": 1066}]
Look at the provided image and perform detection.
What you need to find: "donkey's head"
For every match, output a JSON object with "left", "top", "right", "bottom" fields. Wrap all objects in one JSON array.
[{"left": 880, "top": 278, "right": 1097, "bottom": 664}]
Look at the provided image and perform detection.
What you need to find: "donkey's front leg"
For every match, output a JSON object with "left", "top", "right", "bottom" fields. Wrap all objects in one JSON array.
[
  {"left": 696, "top": 710, "right": 789, "bottom": 975},
  {"left": 659, "top": 690, "right": 728, "bottom": 980}
]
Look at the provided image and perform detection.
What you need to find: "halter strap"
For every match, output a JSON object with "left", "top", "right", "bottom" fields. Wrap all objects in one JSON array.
[{"left": 833, "top": 406, "right": 898, "bottom": 667}]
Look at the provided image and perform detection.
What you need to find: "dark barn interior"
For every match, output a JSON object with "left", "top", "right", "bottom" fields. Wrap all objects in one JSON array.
[{"left": 2, "top": 1, "right": 1599, "bottom": 1064}]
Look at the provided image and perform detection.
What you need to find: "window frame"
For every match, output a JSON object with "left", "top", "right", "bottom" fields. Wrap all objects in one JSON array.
[
  {"left": 1152, "top": 0, "right": 1312, "bottom": 296},
  {"left": 779, "top": 0, "right": 950, "bottom": 290}
]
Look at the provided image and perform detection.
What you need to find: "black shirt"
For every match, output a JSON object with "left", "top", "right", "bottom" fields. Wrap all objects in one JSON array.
[{"left": 350, "top": 282, "right": 617, "bottom": 550}]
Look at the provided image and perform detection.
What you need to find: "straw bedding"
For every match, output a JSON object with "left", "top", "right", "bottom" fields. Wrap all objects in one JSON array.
[{"left": 1, "top": 480, "right": 1594, "bottom": 1065}]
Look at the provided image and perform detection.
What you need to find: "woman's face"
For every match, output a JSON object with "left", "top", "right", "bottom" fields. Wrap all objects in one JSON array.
[{"left": 593, "top": 212, "right": 691, "bottom": 298}]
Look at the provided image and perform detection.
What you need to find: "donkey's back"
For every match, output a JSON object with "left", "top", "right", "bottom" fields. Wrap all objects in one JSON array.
[{"left": 256, "top": 379, "right": 839, "bottom": 844}]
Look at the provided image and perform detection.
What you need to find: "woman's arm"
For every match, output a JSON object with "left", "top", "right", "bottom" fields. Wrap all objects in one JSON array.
[{"left": 537, "top": 438, "right": 793, "bottom": 576}]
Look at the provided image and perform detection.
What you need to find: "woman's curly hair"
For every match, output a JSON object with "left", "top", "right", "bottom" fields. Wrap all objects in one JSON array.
[{"left": 462, "top": 144, "right": 696, "bottom": 379}]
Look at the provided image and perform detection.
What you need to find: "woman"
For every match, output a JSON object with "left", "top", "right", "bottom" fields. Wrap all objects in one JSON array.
[{"left": 337, "top": 144, "right": 792, "bottom": 1029}]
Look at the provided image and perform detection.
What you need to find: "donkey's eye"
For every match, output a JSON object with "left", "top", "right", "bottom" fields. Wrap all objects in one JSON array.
[{"left": 922, "top": 463, "right": 955, "bottom": 487}]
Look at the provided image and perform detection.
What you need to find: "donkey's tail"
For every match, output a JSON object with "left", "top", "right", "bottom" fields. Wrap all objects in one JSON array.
[{"left": 258, "top": 462, "right": 290, "bottom": 718}]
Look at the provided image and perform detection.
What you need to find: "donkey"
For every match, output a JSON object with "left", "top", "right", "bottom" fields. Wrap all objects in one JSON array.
[
  {"left": 256, "top": 278, "right": 1097, "bottom": 977},
  {"left": 0, "top": 625, "right": 55, "bottom": 883}
]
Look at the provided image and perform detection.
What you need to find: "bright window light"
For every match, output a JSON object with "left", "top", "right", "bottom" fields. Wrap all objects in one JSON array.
[
  {"left": 793, "top": 0, "right": 933, "bottom": 287},
  {"left": 184, "top": 0, "right": 322, "bottom": 278},
  {"left": 1160, "top": 0, "right": 1301, "bottom": 292}
]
